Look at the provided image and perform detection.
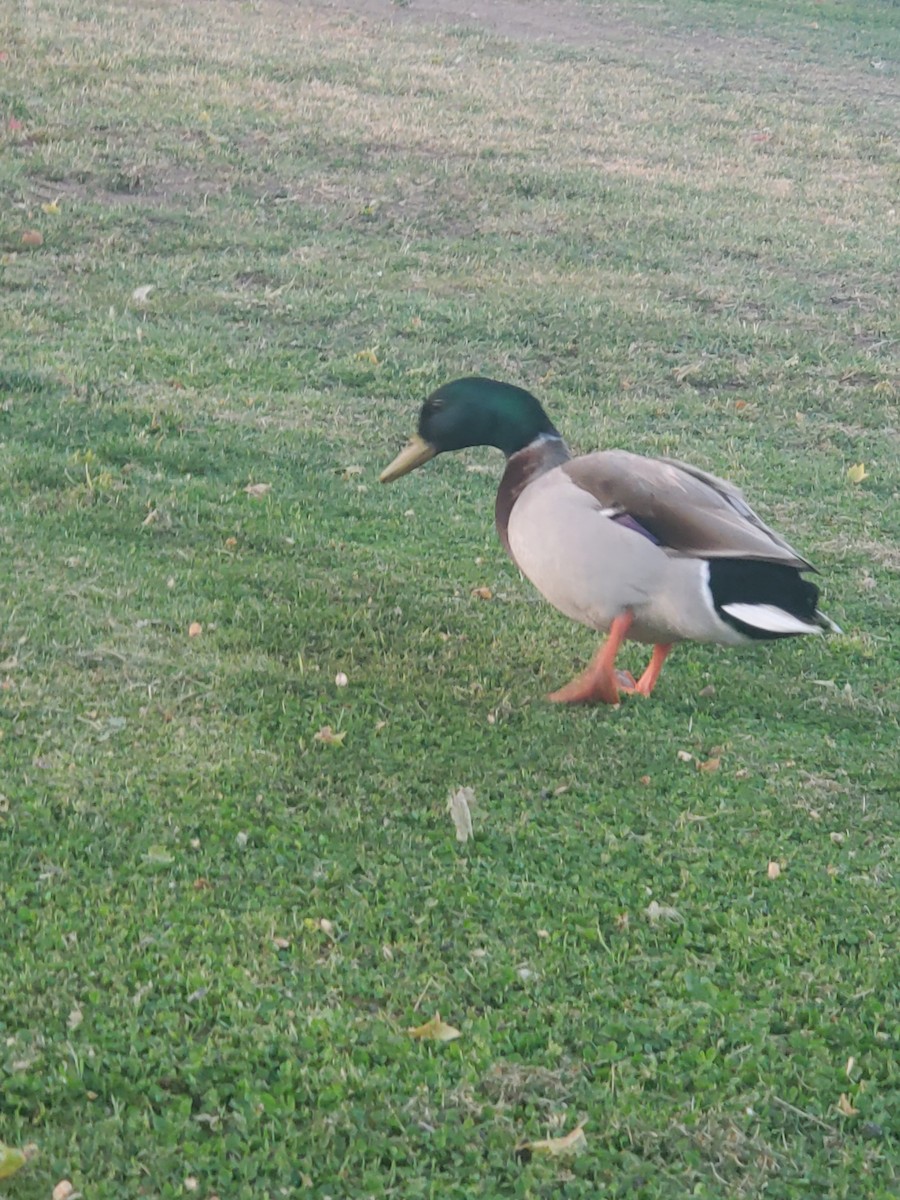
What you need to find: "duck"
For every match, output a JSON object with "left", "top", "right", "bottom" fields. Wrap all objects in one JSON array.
[{"left": 380, "top": 376, "right": 840, "bottom": 705}]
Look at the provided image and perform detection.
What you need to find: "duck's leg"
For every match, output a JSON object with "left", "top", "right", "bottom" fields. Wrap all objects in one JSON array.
[
  {"left": 633, "top": 643, "right": 672, "bottom": 697},
  {"left": 548, "top": 613, "right": 636, "bottom": 706}
]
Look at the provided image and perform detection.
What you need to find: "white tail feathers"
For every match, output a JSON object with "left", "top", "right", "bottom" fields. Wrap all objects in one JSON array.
[{"left": 721, "top": 603, "right": 825, "bottom": 635}]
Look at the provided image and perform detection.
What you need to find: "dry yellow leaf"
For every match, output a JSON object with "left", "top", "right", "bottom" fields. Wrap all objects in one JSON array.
[
  {"left": 407, "top": 1013, "right": 462, "bottom": 1042},
  {"left": 188, "top": 621, "right": 203, "bottom": 638},
  {"left": 673, "top": 361, "right": 703, "bottom": 383},
  {"left": 838, "top": 1092, "right": 859, "bottom": 1116},
  {"left": 646, "top": 900, "right": 683, "bottom": 924},
  {"left": 846, "top": 463, "right": 868, "bottom": 484},
  {"left": 0, "top": 1145, "right": 29, "bottom": 1180},
  {"left": 355, "top": 348, "right": 379, "bottom": 364},
  {"left": 520, "top": 1122, "right": 588, "bottom": 1158},
  {"left": 471, "top": 586, "right": 493, "bottom": 600},
  {"left": 448, "top": 786, "right": 475, "bottom": 843},
  {"left": 696, "top": 757, "right": 721, "bottom": 773},
  {"left": 41, "top": 199, "right": 61, "bottom": 215},
  {"left": 313, "top": 725, "right": 346, "bottom": 747}
]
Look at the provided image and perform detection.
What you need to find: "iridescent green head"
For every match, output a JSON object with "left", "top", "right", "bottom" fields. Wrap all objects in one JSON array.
[{"left": 380, "top": 377, "right": 561, "bottom": 481}]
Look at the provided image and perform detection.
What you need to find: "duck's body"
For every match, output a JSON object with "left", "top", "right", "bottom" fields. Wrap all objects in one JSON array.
[{"left": 381, "top": 377, "right": 838, "bottom": 704}]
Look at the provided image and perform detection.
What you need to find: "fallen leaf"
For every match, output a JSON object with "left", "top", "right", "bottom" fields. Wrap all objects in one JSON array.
[
  {"left": 0, "top": 1143, "right": 33, "bottom": 1179},
  {"left": 272, "top": 937, "right": 290, "bottom": 950},
  {"left": 144, "top": 845, "right": 174, "bottom": 865},
  {"left": 313, "top": 725, "right": 346, "bottom": 746},
  {"left": 470, "top": 586, "right": 493, "bottom": 600},
  {"left": 407, "top": 1013, "right": 462, "bottom": 1042},
  {"left": 846, "top": 463, "right": 868, "bottom": 484},
  {"left": 767, "top": 860, "right": 782, "bottom": 880},
  {"left": 21, "top": 229, "right": 43, "bottom": 247},
  {"left": 41, "top": 198, "right": 61, "bottom": 215},
  {"left": 646, "top": 900, "right": 683, "bottom": 924},
  {"left": 838, "top": 1093, "right": 859, "bottom": 1116},
  {"left": 696, "top": 757, "right": 721, "bottom": 773},
  {"left": 355, "top": 347, "right": 379, "bottom": 364},
  {"left": 519, "top": 1122, "right": 588, "bottom": 1159},
  {"left": 224, "top": 536, "right": 238, "bottom": 549},
  {"left": 188, "top": 621, "right": 203, "bottom": 638},
  {"left": 131, "top": 284, "right": 154, "bottom": 305},
  {"left": 318, "top": 918, "right": 335, "bottom": 937},
  {"left": 52, "top": 1180, "right": 74, "bottom": 1200},
  {"left": 243, "top": 482, "right": 272, "bottom": 498},
  {"left": 673, "top": 361, "right": 703, "bottom": 383},
  {"left": 676, "top": 749, "right": 693, "bottom": 763},
  {"left": 448, "top": 786, "right": 475, "bottom": 843}
]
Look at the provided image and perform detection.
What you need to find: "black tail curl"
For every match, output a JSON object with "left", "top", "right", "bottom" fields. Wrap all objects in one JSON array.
[{"left": 708, "top": 559, "right": 821, "bottom": 640}]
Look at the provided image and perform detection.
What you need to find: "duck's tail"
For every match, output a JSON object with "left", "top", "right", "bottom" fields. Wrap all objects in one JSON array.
[{"left": 708, "top": 559, "right": 841, "bottom": 640}]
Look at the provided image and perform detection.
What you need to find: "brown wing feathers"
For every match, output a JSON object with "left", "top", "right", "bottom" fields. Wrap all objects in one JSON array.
[{"left": 561, "top": 451, "right": 815, "bottom": 569}]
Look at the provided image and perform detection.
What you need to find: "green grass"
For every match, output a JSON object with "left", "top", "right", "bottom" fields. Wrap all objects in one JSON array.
[{"left": 1, "top": 0, "right": 898, "bottom": 1196}]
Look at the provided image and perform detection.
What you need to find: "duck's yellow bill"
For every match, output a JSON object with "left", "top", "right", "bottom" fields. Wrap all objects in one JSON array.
[{"left": 380, "top": 435, "right": 436, "bottom": 482}]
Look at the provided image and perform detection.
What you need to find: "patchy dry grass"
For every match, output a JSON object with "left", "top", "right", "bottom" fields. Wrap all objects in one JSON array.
[{"left": 1, "top": 1, "right": 898, "bottom": 1197}]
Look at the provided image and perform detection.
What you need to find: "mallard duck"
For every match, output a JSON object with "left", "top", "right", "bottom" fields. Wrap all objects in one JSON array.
[{"left": 381, "top": 377, "right": 839, "bottom": 705}]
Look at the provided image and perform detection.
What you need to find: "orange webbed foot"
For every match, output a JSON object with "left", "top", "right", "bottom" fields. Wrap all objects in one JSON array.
[
  {"left": 548, "top": 667, "right": 632, "bottom": 706},
  {"left": 547, "top": 615, "right": 639, "bottom": 706}
]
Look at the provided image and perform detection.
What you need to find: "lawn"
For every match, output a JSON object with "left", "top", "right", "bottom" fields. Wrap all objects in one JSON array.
[{"left": 0, "top": 0, "right": 897, "bottom": 1196}]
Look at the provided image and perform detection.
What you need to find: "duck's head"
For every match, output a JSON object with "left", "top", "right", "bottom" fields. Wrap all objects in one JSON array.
[{"left": 380, "top": 376, "right": 561, "bottom": 482}]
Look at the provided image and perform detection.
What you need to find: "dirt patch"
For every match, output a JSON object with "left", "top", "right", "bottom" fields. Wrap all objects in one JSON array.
[{"left": 25, "top": 163, "right": 233, "bottom": 210}]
